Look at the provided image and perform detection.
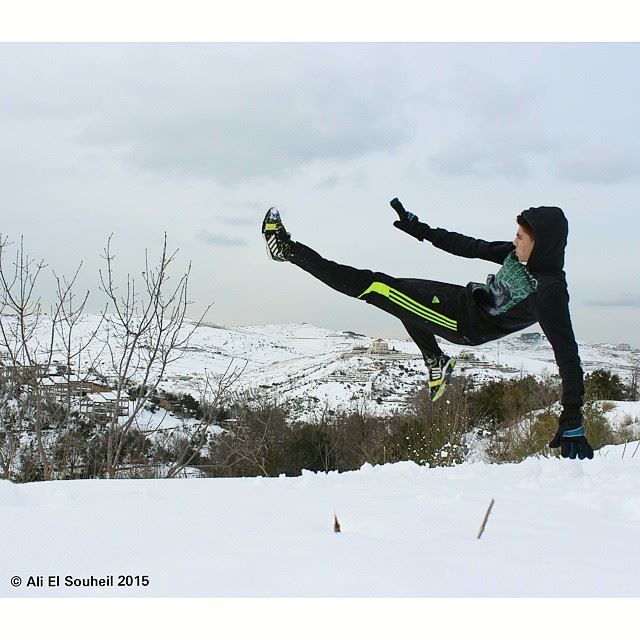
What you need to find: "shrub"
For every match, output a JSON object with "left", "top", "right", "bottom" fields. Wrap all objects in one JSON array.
[
  {"left": 386, "top": 418, "right": 467, "bottom": 467},
  {"left": 467, "top": 375, "right": 559, "bottom": 428},
  {"left": 485, "top": 401, "right": 623, "bottom": 463},
  {"left": 326, "top": 409, "right": 388, "bottom": 470},
  {"left": 281, "top": 423, "right": 334, "bottom": 475},
  {"left": 152, "top": 390, "right": 204, "bottom": 419},
  {"left": 585, "top": 369, "right": 626, "bottom": 401},
  {"left": 583, "top": 401, "right": 617, "bottom": 450},
  {"left": 485, "top": 410, "right": 558, "bottom": 463},
  {"left": 385, "top": 378, "right": 471, "bottom": 467},
  {"left": 209, "top": 401, "right": 289, "bottom": 477}
]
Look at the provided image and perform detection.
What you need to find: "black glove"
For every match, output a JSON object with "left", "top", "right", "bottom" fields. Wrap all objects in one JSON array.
[
  {"left": 390, "top": 197, "right": 428, "bottom": 241},
  {"left": 558, "top": 403, "right": 582, "bottom": 428},
  {"left": 549, "top": 425, "right": 594, "bottom": 460}
]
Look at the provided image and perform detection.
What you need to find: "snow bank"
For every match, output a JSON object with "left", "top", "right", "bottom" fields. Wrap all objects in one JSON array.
[{"left": 3, "top": 443, "right": 640, "bottom": 597}]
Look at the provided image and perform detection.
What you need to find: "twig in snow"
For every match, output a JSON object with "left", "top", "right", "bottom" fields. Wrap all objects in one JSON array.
[
  {"left": 476, "top": 498, "right": 495, "bottom": 540},
  {"left": 333, "top": 513, "right": 341, "bottom": 533}
]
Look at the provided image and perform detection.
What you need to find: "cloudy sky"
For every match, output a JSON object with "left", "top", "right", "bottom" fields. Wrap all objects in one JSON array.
[{"left": 1, "top": 43, "right": 639, "bottom": 346}]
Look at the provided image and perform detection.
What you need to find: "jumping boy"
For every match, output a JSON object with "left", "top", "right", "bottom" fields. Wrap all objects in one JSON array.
[{"left": 262, "top": 199, "right": 593, "bottom": 460}]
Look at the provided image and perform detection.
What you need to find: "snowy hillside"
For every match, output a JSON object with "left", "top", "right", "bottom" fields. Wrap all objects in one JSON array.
[
  {"left": 157, "top": 321, "right": 639, "bottom": 421},
  {"left": 3, "top": 441, "right": 640, "bottom": 597},
  {"left": 3, "top": 313, "right": 637, "bottom": 421}
]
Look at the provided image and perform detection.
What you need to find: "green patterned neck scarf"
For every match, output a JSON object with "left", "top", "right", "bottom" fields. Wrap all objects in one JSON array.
[{"left": 482, "top": 251, "right": 538, "bottom": 316}]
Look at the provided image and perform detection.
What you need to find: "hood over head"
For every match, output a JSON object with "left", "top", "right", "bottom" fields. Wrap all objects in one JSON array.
[{"left": 519, "top": 206, "right": 568, "bottom": 273}]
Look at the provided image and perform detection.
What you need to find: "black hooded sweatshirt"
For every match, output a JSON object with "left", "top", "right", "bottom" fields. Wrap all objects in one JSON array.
[{"left": 417, "top": 206, "right": 584, "bottom": 427}]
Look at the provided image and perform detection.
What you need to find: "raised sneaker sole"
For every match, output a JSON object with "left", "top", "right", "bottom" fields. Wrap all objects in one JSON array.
[{"left": 262, "top": 207, "right": 289, "bottom": 262}]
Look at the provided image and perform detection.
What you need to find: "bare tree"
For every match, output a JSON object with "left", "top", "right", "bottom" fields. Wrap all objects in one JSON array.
[
  {"left": 0, "top": 401, "right": 20, "bottom": 479},
  {"left": 0, "top": 235, "right": 56, "bottom": 478},
  {"left": 0, "top": 232, "right": 215, "bottom": 481},
  {"left": 628, "top": 365, "right": 639, "bottom": 402},
  {"left": 0, "top": 235, "right": 48, "bottom": 373},
  {"left": 165, "top": 359, "right": 250, "bottom": 477},
  {"left": 51, "top": 265, "right": 107, "bottom": 416},
  {"left": 211, "top": 397, "right": 289, "bottom": 477},
  {"left": 98, "top": 232, "right": 210, "bottom": 477},
  {"left": 0, "top": 235, "right": 107, "bottom": 480},
  {"left": 198, "top": 359, "right": 248, "bottom": 419},
  {"left": 162, "top": 423, "right": 209, "bottom": 479}
]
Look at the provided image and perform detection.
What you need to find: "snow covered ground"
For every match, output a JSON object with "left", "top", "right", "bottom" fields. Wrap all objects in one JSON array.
[
  {"left": 3, "top": 440, "right": 640, "bottom": 598},
  {"left": 3, "top": 316, "right": 640, "bottom": 637}
]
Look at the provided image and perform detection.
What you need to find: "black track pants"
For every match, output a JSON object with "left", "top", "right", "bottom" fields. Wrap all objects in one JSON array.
[{"left": 289, "top": 242, "right": 470, "bottom": 362}]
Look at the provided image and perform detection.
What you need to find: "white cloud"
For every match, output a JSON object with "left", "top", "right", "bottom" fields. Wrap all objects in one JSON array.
[
  {"left": 59, "top": 44, "right": 417, "bottom": 184},
  {"left": 587, "top": 292, "right": 640, "bottom": 308},
  {"left": 197, "top": 231, "right": 248, "bottom": 247},
  {"left": 554, "top": 145, "right": 639, "bottom": 184},
  {"left": 423, "top": 65, "right": 553, "bottom": 181},
  {"left": 2, "top": 43, "right": 640, "bottom": 345}
]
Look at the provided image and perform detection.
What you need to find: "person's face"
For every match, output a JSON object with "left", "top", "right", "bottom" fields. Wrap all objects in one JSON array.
[{"left": 514, "top": 224, "right": 535, "bottom": 263}]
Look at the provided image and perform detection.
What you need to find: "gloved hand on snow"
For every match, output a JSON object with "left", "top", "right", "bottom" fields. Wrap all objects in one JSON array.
[{"left": 549, "top": 425, "right": 594, "bottom": 460}]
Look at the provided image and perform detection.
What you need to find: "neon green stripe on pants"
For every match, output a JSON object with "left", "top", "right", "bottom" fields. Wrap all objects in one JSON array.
[{"left": 357, "top": 281, "right": 458, "bottom": 331}]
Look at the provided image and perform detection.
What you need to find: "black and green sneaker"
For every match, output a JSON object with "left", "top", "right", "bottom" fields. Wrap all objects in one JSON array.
[
  {"left": 426, "top": 355, "right": 456, "bottom": 401},
  {"left": 262, "top": 207, "right": 293, "bottom": 262}
]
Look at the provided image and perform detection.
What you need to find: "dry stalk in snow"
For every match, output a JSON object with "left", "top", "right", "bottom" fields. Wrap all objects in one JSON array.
[{"left": 476, "top": 498, "right": 495, "bottom": 539}]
